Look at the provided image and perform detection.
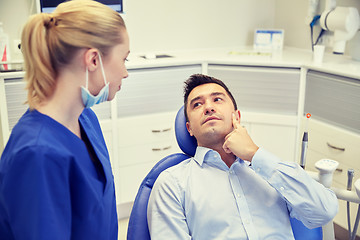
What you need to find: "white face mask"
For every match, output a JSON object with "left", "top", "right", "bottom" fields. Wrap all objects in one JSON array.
[{"left": 81, "top": 54, "right": 109, "bottom": 108}]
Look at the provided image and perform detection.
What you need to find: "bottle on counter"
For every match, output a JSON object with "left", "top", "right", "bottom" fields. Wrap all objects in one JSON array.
[{"left": 0, "top": 22, "right": 11, "bottom": 71}]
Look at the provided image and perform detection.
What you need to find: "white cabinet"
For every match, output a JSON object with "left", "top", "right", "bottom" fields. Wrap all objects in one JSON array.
[
  {"left": 207, "top": 64, "right": 301, "bottom": 162},
  {"left": 115, "top": 112, "right": 181, "bottom": 204},
  {"left": 303, "top": 69, "right": 360, "bottom": 237},
  {"left": 0, "top": 72, "right": 27, "bottom": 149},
  {"left": 302, "top": 118, "right": 360, "bottom": 238}
]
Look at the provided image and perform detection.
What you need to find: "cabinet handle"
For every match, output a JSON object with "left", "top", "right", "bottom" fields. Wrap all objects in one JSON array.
[
  {"left": 152, "top": 146, "right": 172, "bottom": 151},
  {"left": 326, "top": 142, "right": 345, "bottom": 151},
  {"left": 152, "top": 128, "right": 172, "bottom": 133},
  {"left": 162, "top": 146, "right": 171, "bottom": 150},
  {"left": 335, "top": 168, "right": 343, "bottom": 173}
]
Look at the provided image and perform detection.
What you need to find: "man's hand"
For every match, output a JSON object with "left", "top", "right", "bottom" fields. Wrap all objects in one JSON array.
[{"left": 223, "top": 113, "right": 259, "bottom": 162}]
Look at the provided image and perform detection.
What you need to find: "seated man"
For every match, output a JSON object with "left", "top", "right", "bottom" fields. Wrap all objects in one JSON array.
[{"left": 147, "top": 74, "right": 338, "bottom": 240}]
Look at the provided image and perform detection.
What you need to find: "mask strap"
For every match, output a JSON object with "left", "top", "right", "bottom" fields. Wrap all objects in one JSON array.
[
  {"left": 98, "top": 54, "right": 108, "bottom": 85},
  {"left": 85, "top": 67, "right": 89, "bottom": 89}
]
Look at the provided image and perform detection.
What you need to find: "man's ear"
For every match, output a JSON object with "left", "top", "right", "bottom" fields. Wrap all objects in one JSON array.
[
  {"left": 186, "top": 121, "right": 194, "bottom": 136},
  {"left": 84, "top": 48, "right": 99, "bottom": 72},
  {"left": 235, "top": 110, "right": 241, "bottom": 123}
]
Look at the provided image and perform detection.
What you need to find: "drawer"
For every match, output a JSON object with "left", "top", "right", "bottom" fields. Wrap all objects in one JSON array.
[
  {"left": 301, "top": 118, "right": 360, "bottom": 169},
  {"left": 118, "top": 139, "right": 179, "bottom": 167},
  {"left": 115, "top": 145, "right": 183, "bottom": 204},
  {"left": 117, "top": 111, "right": 177, "bottom": 147},
  {"left": 306, "top": 148, "right": 360, "bottom": 188}
]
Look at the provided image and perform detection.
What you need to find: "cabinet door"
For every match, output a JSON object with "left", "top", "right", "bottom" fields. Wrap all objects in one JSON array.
[
  {"left": 207, "top": 65, "right": 300, "bottom": 161},
  {"left": 117, "top": 65, "right": 202, "bottom": 117},
  {"left": 305, "top": 70, "right": 360, "bottom": 134},
  {"left": 208, "top": 65, "right": 300, "bottom": 115},
  {"left": 3, "top": 77, "right": 27, "bottom": 132}
]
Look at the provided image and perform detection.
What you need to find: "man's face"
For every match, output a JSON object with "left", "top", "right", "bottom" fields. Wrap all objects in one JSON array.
[{"left": 186, "top": 83, "right": 239, "bottom": 147}]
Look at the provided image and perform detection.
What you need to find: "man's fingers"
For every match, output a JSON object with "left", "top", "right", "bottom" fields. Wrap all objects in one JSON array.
[{"left": 223, "top": 141, "right": 232, "bottom": 154}]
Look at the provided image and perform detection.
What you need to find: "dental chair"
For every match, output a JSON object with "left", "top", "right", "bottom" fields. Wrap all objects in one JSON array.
[{"left": 127, "top": 106, "right": 323, "bottom": 240}]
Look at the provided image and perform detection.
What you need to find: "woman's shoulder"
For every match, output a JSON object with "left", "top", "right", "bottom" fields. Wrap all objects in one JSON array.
[{"left": 5, "top": 110, "right": 82, "bottom": 157}]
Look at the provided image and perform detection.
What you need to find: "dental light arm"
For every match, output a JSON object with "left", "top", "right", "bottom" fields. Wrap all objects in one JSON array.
[
  {"left": 320, "top": 6, "right": 360, "bottom": 54},
  {"left": 306, "top": 0, "right": 320, "bottom": 25}
]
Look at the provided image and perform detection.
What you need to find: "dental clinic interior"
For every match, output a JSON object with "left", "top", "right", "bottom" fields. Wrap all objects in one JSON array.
[{"left": 1, "top": 0, "right": 360, "bottom": 239}]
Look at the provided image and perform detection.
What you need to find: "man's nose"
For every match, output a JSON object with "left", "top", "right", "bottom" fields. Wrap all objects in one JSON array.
[{"left": 204, "top": 101, "right": 215, "bottom": 115}]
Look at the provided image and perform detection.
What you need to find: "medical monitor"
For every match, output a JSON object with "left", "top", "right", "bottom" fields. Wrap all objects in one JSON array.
[{"left": 36, "top": 0, "right": 123, "bottom": 13}]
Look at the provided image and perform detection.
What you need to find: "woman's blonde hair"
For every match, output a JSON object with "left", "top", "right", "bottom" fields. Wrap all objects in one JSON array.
[{"left": 21, "top": 0, "right": 126, "bottom": 109}]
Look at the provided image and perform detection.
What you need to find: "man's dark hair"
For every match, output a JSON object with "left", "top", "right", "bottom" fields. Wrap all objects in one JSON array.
[{"left": 183, "top": 74, "right": 238, "bottom": 122}]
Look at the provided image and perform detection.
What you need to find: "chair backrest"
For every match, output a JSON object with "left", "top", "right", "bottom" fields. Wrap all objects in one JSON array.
[{"left": 127, "top": 106, "right": 322, "bottom": 240}]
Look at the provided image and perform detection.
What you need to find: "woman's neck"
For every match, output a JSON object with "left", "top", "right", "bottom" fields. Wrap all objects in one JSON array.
[{"left": 36, "top": 71, "right": 85, "bottom": 138}]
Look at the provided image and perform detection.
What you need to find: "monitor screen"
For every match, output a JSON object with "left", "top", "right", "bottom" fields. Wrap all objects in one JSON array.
[{"left": 39, "top": 0, "right": 123, "bottom": 13}]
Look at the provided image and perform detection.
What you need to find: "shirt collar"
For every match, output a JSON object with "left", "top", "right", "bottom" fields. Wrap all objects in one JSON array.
[
  {"left": 193, "top": 146, "right": 212, "bottom": 166},
  {"left": 193, "top": 146, "right": 241, "bottom": 171}
]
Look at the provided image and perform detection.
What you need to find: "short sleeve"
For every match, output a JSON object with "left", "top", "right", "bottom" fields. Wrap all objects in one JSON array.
[{"left": 1, "top": 146, "right": 71, "bottom": 240}]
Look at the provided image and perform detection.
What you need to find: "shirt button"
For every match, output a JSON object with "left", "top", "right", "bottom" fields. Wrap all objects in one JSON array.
[
  {"left": 243, "top": 219, "right": 250, "bottom": 224},
  {"left": 280, "top": 187, "right": 285, "bottom": 191},
  {"left": 229, "top": 170, "right": 234, "bottom": 174},
  {"left": 213, "top": 154, "right": 217, "bottom": 158},
  {"left": 237, "top": 193, "right": 241, "bottom": 198}
]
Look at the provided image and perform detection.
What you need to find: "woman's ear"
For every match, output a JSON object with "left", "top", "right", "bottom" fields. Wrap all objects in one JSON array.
[{"left": 84, "top": 49, "right": 99, "bottom": 72}]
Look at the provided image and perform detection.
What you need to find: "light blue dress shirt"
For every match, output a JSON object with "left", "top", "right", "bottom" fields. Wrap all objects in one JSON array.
[{"left": 147, "top": 147, "right": 338, "bottom": 240}]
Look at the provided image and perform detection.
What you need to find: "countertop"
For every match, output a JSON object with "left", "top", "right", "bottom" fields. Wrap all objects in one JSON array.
[
  {"left": 125, "top": 46, "right": 360, "bottom": 80},
  {"left": 2, "top": 46, "right": 360, "bottom": 80}
]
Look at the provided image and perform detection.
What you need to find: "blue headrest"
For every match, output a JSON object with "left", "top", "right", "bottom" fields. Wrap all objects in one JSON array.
[{"left": 175, "top": 105, "right": 197, "bottom": 157}]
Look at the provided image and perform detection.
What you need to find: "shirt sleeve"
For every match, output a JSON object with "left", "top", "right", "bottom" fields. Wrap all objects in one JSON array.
[
  {"left": 1, "top": 146, "right": 71, "bottom": 240},
  {"left": 251, "top": 147, "right": 338, "bottom": 229},
  {"left": 147, "top": 170, "right": 191, "bottom": 240}
]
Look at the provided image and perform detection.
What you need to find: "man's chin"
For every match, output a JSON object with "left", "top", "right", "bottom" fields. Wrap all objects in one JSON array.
[{"left": 199, "top": 128, "right": 226, "bottom": 143}]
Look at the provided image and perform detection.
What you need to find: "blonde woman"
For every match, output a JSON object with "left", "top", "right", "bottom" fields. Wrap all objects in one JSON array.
[{"left": 0, "top": 0, "right": 129, "bottom": 239}]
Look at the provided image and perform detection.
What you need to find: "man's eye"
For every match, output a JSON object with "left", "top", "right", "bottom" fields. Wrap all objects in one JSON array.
[
  {"left": 193, "top": 102, "right": 201, "bottom": 108},
  {"left": 214, "top": 97, "right": 222, "bottom": 102}
]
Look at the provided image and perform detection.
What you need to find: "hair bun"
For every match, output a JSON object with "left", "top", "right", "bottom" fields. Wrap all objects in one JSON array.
[{"left": 44, "top": 14, "right": 58, "bottom": 29}]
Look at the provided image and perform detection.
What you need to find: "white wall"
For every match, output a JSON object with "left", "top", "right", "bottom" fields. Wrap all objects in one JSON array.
[
  {"left": 0, "top": 0, "right": 276, "bottom": 59},
  {"left": 124, "top": 0, "right": 276, "bottom": 53},
  {"left": 1, "top": 0, "right": 359, "bottom": 59},
  {"left": 0, "top": 0, "right": 36, "bottom": 61}
]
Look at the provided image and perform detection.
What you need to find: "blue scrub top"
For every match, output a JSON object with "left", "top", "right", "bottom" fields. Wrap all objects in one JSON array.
[{"left": 0, "top": 108, "right": 118, "bottom": 240}]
